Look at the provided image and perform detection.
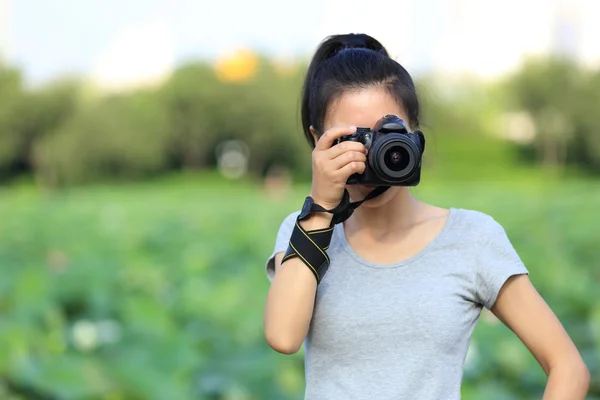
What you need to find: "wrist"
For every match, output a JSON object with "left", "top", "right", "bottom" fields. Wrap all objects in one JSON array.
[
  {"left": 308, "top": 192, "right": 341, "bottom": 212},
  {"left": 283, "top": 194, "right": 337, "bottom": 284}
]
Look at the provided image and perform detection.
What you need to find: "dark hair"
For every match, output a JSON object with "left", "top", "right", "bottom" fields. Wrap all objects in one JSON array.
[{"left": 301, "top": 33, "right": 420, "bottom": 148}]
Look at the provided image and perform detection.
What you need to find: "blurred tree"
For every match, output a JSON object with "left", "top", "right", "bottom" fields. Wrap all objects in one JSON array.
[
  {"left": 569, "top": 69, "right": 600, "bottom": 171},
  {"left": 1, "top": 52, "right": 597, "bottom": 186},
  {"left": 0, "top": 65, "right": 25, "bottom": 177},
  {"left": 506, "top": 57, "right": 582, "bottom": 169},
  {"left": 162, "top": 59, "right": 309, "bottom": 179},
  {"left": 33, "top": 88, "right": 170, "bottom": 186},
  {"left": 162, "top": 62, "right": 227, "bottom": 170},
  {"left": 19, "top": 77, "right": 82, "bottom": 175}
]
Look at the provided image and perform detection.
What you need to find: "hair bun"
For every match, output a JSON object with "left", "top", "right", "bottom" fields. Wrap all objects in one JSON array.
[
  {"left": 316, "top": 33, "right": 389, "bottom": 61},
  {"left": 339, "top": 33, "right": 386, "bottom": 53}
]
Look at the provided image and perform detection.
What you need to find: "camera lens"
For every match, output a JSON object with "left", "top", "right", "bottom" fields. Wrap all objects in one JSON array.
[
  {"left": 369, "top": 135, "right": 420, "bottom": 182},
  {"left": 384, "top": 146, "right": 410, "bottom": 172}
]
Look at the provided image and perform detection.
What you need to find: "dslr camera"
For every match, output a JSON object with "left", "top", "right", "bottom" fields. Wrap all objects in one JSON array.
[{"left": 336, "top": 114, "right": 425, "bottom": 186}]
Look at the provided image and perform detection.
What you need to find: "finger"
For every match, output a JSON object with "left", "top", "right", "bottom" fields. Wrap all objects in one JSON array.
[
  {"left": 338, "top": 161, "right": 366, "bottom": 179},
  {"left": 331, "top": 151, "right": 367, "bottom": 170},
  {"left": 314, "top": 126, "right": 357, "bottom": 151},
  {"left": 326, "top": 141, "right": 367, "bottom": 159}
]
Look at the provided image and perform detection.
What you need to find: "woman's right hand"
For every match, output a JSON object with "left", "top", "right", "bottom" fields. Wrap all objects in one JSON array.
[{"left": 309, "top": 126, "right": 368, "bottom": 210}]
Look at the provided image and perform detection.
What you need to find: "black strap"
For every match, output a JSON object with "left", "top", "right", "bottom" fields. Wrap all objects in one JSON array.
[
  {"left": 339, "top": 185, "right": 389, "bottom": 224},
  {"left": 311, "top": 186, "right": 390, "bottom": 225},
  {"left": 281, "top": 185, "right": 389, "bottom": 284},
  {"left": 282, "top": 221, "right": 334, "bottom": 283}
]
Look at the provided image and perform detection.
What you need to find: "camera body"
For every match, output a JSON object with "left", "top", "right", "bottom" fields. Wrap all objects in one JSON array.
[{"left": 336, "top": 115, "right": 425, "bottom": 186}]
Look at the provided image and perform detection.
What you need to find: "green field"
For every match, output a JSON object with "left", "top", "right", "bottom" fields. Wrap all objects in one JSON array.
[{"left": 0, "top": 172, "right": 598, "bottom": 399}]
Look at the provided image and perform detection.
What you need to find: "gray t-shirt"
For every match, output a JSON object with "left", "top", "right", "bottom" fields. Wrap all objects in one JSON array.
[{"left": 265, "top": 207, "right": 528, "bottom": 400}]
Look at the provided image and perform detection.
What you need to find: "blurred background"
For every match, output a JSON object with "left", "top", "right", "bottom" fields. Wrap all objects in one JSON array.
[{"left": 0, "top": 0, "right": 599, "bottom": 399}]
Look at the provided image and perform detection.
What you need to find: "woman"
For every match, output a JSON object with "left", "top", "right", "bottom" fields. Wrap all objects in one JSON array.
[{"left": 263, "top": 33, "right": 590, "bottom": 399}]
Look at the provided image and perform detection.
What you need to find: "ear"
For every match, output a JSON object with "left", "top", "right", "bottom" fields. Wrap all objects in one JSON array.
[{"left": 309, "top": 126, "right": 319, "bottom": 145}]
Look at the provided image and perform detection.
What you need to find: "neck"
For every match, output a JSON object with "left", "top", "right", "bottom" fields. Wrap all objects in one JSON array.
[{"left": 346, "top": 188, "right": 422, "bottom": 236}]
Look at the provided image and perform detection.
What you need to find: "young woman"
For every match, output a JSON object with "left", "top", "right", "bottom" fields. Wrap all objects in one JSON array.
[{"left": 263, "top": 33, "right": 590, "bottom": 400}]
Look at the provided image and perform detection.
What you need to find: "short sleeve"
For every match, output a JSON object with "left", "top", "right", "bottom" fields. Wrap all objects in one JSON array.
[
  {"left": 265, "top": 211, "right": 300, "bottom": 282},
  {"left": 475, "top": 216, "right": 529, "bottom": 310}
]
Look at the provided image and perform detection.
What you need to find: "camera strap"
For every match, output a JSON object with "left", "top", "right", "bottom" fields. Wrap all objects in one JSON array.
[
  {"left": 281, "top": 185, "right": 389, "bottom": 284},
  {"left": 282, "top": 220, "right": 334, "bottom": 284},
  {"left": 330, "top": 185, "right": 390, "bottom": 225}
]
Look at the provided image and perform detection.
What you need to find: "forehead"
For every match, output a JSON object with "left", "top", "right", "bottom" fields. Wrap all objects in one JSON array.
[{"left": 324, "top": 87, "right": 408, "bottom": 130}]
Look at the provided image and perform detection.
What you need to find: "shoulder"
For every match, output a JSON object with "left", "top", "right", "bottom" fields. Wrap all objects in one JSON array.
[
  {"left": 454, "top": 207, "right": 496, "bottom": 225},
  {"left": 452, "top": 209, "right": 528, "bottom": 308},
  {"left": 449, "top": 208, "right": 513, "bottom": 246},
  {"left": 265, "top": 210, "right": 301, "bottom": 282},
  {"left": 450, "top": 210, "right": 521, "bottom": 264},
  {"left": 272, "top": 210, "right": 301, "bottom": 239}
]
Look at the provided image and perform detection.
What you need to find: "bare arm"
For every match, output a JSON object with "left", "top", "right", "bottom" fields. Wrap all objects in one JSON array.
[
  {"left": 263, "top": 213, "right": 333, "bottom": 354},
  {"left": 263, "top": 125, "right": 367, "bottom": 354},
  {"left": 491, "top": 275, "right": 590, "bottom": 399}
]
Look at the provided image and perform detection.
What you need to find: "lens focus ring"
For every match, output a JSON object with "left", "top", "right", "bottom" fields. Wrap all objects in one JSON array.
[{"left": 370, "top": 134, "right": 420, "bottom": 182}]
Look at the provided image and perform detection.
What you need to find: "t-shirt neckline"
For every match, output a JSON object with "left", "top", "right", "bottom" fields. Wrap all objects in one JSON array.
[{"left": 334, "top": 207, "right": 459, "bottom": 269}]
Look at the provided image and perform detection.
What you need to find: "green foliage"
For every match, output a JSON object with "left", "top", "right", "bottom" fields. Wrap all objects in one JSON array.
[
  {"left": 0, "top": 65, "right": 26, "bottom": 173},
  {"left": 34, "top": 89, "right": 170, "bottom": 186},
  {"left": 2, "top": 52, "right": 600, "bottom": 187},
  {"left": 570, "top": 70, "right": 600, "bottom": 169},
  {"left": 0, "top": 73, "right": 82, "bottom": 182},
  {"left": 20, "top": 77, "right": 82, "bottom": 143},
  {"left": 504, "top": 56, "right": 600, "bottom": 171},
  {"left": 161, "top": 61, "right": 307, "bottom": 177},
  {"left": 0, "top": 174, "right": 598, "bottom": 399},
  {"left": 161, "top": 63, "right": 228, "bottom": 169}
]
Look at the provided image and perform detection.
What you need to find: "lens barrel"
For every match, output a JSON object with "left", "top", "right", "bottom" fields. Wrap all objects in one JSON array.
[{"left": 369, "top": 134, "right": 420, "bottom": 182}]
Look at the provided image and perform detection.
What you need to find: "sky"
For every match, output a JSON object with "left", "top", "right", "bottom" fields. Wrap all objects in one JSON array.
[
  {"left": 6, "top": 0, "right": 330, "bottom": 86},
  {"left": 3, "top": 0, "right": 600, "bottom": 88}
]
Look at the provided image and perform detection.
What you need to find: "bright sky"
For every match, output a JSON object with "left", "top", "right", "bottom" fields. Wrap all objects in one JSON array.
[
  {"left": 8, "top": 0, "right": 329, "bottom": 86},
  {"left": 4, "top": 0, "right": 600, "bottom": 87}
]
